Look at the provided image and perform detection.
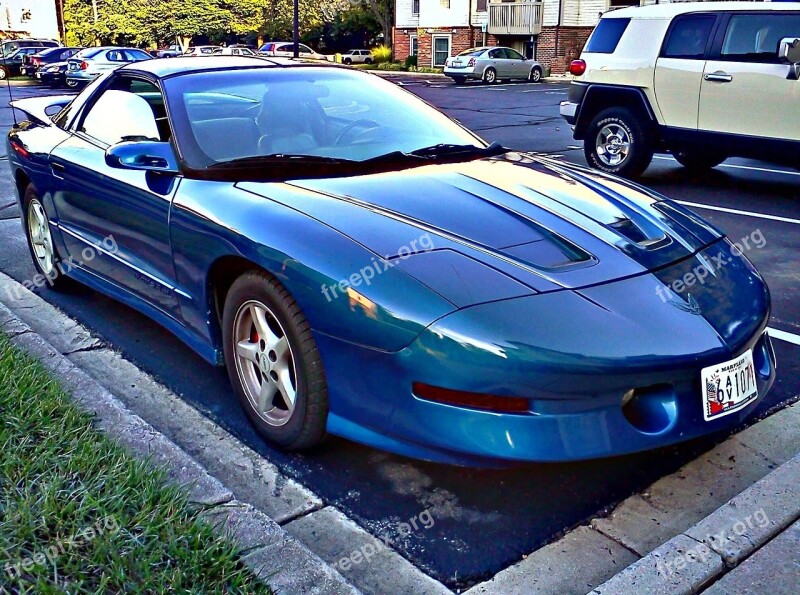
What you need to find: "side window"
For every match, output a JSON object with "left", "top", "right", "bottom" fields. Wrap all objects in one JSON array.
[
  {"left": 721, "top": 14, "right": 800, "bottom": 63},
  {"left": 106, "top": 50, "right": 126, "bottom": 62},
  {"left": 506, "top": 48, "right": 524, "bottom": 60},
  {"left": 662, "top": 15, "right": 716, "bottom": 60},
  {"left": 488, "top": 48, "right": 502, "bottom": 59},
  {"left": 78, "top": 78, "right": 169, "bottom": 145},
  {"left": 300, "top": 45, "right": 312, "bottom": 54},
  {"left": 585, "top": 18, "right": 631, "bottom": 54}
]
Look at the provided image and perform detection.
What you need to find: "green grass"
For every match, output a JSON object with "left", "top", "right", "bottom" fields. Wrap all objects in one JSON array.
[{"left": 0, "top": 334, "right": 271, "bottom": 594}]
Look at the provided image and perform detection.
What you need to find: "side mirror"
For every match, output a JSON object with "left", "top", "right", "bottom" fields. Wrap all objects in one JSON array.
[
  {"left": 105, "top": 141, "right": 179, "bottom": 173},
  {"left": 778, "top": 37, "right": 800, "bottom": 80}
]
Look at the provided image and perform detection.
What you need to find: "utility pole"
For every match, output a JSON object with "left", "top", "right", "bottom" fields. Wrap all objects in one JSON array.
[{"left": 293, "top": 0, "right": 299, "bottom": 58}]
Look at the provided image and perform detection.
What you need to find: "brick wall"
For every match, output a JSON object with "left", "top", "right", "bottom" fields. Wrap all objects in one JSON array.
[
  {"left": 537, "top": 25, "right": 594, "bottom": 74},
  {"left": 393, "top": 27, "right": 500, "bottom": 66}
]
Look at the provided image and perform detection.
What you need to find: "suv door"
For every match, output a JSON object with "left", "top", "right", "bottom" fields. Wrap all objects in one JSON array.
[
  {"left": 699, "top": 12, "right": 800, "bottom": 140},
  {"left": 654, "top": 13, "right": 718, "bottom": 130}
]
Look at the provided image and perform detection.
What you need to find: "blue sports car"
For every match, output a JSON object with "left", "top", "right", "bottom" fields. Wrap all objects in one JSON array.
[{"left": 8, "top": 58, "right": 775, "bottom": 464}]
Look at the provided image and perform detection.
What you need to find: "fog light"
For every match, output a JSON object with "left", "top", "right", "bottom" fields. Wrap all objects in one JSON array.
[{"left": 621, "top": 384, "right": 677, "bottom": 434}]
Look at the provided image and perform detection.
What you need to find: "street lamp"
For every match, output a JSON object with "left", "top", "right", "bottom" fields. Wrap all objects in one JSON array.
[{"left": 293, "top": 0, "right": 299, "bottom": 58}]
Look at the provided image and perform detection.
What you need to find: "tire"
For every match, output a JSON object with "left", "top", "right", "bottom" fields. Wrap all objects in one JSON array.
[
  {"left": 0, "top": 68, "right": 7, "bottom": 81},
  {"left": 673, "top": 149, "right": 726, "bottom": 172},
  {"left": 451, "top": 75, "right": 466, "bottom": 84},
  {"left": 65, "top": 79, "right": 79, "bottom": 88},
  {"left": 343, "top": 58, "right": 352, "bottom": 65},
  {"left": 22, "top": 185, "right": 68, "bottom": 291},
  {"left": 584, "top": 107, "right": 653, "bottom": 178},
  {"left": 528, "top": 66, "right": 542, "bottom": 83},
  {"left": 364, "top": 58, "right": 372, "bottom": 64},
  {"left": 222, "top": 270, "right": 328, "bottom": 450},
  {"left": 483, "top": 67, "right": 497, "bottom": 84}
]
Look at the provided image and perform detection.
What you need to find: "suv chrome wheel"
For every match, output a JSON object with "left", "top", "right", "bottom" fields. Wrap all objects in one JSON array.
[{"left": 595, "top": 123, "right": 631, "bottom": 167}]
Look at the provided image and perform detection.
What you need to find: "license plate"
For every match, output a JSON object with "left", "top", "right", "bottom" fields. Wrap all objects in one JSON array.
[{"left": 702, "top": 349, "right": 758, "bottom": 421}]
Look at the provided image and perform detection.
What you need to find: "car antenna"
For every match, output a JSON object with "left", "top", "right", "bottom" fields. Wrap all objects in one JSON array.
[{"left": 2, "top": 48, "right": 18, "bottom": 128}]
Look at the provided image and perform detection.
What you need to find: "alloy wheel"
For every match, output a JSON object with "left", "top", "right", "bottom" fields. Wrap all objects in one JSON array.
[
  {"left": 232, "top": 300, "right": 297, "bottom": 427},
  {"left": 27, "top": 198, "right": 56, "bottom": 276},
  {"left": 595, "top": 123, "right": 631, "bottom": 167}
]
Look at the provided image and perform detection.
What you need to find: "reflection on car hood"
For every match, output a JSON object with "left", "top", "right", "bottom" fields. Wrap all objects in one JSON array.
[{"left": 238, "top": 153, "right": 723, "bottom": 293}]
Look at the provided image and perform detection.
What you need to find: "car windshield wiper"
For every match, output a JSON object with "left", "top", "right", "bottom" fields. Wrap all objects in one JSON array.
[
  {"left": 208, "top": 154, "right": 357, "bottom": 169},
  {"left": 365, "top": 141, "right": 507, "bottom": 164}
]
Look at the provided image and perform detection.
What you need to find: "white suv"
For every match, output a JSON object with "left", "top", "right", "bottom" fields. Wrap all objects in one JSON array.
[
  {"left": 560, "top": 2, "right": 800, "bottom": 177},
  {"left": 341, "top": 49, "right": 373, "bottom": 65}
]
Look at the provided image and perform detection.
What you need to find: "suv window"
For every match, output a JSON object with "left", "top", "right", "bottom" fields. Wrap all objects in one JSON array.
[
  {"left": 721, "top": 14, "right": 800, "bottom": 63},
  {"left": 585, "top": 18, "right": 630, "bottom": 54},
  {"left": 662, "top": 14, "right": 715, "bottom": 59}
]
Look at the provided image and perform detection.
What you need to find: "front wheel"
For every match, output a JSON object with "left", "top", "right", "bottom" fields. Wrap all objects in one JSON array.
[
  {"left": 343, "top": 58, "right": 352, "bottom": 65},
  {"left": 584, "top": 107, "right": 653, "bottom": 178},
  {"left": 483, "top": 67, "right": 497, "bottom": 84},
  {"left": 528, "top": 67, "right": 542, "bottom": 83},
  {"left": 673, "top": 149, "right": 726, "bottom": 172},
  {"left": 23, "top": 185, "right": 68, "bottom": 291},
  {"left": 222, "top": 270, "right": 328, "bottom": 450}
]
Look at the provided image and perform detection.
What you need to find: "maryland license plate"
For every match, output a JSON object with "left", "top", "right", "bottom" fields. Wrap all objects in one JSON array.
[{"left": 702, "top": 350, "right": 758, "bottom": 421}]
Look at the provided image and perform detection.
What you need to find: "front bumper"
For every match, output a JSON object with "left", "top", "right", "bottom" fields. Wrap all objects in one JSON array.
[
  {"left": 318, "top": 241, "right": 775, "bottom": 464},
  {"left": 560, "top": 100, "right": 578, "bottom": 124}
]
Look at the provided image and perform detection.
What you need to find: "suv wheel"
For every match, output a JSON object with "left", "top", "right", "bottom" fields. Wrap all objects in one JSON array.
[
  {"left": 343, "top": 57, "right": 352, "bottom": 65},
  {"left": 673, "top": 149, "right": 726, "bottom": 172},
  {"left": 585, "top": 108, "right": 653, "bottom": 178}
]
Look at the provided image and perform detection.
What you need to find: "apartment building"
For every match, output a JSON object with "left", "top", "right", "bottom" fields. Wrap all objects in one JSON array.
[{"left": 394, "top": 0, "right": 635, "bottom": 74}]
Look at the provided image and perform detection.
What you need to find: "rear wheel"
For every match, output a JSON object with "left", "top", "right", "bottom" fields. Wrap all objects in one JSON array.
[
  {"left": 0, "top": 68, "right": 7, "bottom": 81},
  {"left": 65, "top": 78, "right": 79, "bottom": 88},
  {"left": 483, "top": 67, "right": 497, "bottom": 84},
  {"left": 528, "top": 66, "right": 542, "bottom": 82},
  {"left": 584, "top": 107, "right": 653, "bottom": 178},
  {"left": 223, "top": 270, "right": 328, "bottom": 450},
  {"left": 673, "top": 149, "right": 726, "bottom": 172}
]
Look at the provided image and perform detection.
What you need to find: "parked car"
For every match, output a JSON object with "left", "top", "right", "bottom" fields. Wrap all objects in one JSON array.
[
  {"left": 65, "top": 46, "right": 153, "bottom": 88},
  {"left": 341, "top": 49, "right": 373, "bottom": 65},
  {"left": 7, "top": 58, "right": 775, "bottom": 464},
  {"left": 444, "top": 46, "right": 544, "bottom": 84},
  {"left": 212, "top": 47, "right": 258, "bottom": 57},
  {"left": 20, "top": 46, "right": 82, "bottom": 77},
  {"left": 0, "top": 47, "right": 44, "bottom": 79},
  {"left": 182, "top": 46, "right": 217, "bottom": 57},
  {"left": 35, "top": 61, "right": 69, "bottom": 87},
  {"left": 0, "top": 38, "right": 60, "bottom": 57},
  {"left": 156, "top": 44, "right": 183, "bottom": 58},
  {"left": 258, "top": 41, "right": 330, "bottom": 61},
  {"left": 560, "top": 2, "right": 800, "bottom": 177}
]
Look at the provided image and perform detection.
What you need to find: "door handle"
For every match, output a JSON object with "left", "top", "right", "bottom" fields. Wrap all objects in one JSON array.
[
  {"left": 51, "top": 162, "right": 66, "bottom": 177},
  {"left": 704, "top": 72, "right": 733, "bottom": 83}
]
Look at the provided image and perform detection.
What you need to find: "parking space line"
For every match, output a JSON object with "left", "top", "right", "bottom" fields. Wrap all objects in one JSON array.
[
  {"left": 654, "top": 155, "right": 800, "bottom": 177},
  {"left": 676, "top": 200, "right": 800, "bottom": 226},
  {"left": 768, "top": 327, "right": 800, "bottom": 346}
]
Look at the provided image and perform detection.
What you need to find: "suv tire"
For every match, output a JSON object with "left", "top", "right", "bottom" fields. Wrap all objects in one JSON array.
[
  {"left": 673, "top": 149, "right": 726, "bottom": 172},
  {"left": 584, "top": 107, "right": 653, "bottom": 178}
]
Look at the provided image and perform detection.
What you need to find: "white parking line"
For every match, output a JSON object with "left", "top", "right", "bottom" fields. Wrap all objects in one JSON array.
[
  {"left": 654, "top": 155, "right": 800, "bottom": 177},
  {"left": 768, "top": 327, "right": 800, "bottom": 347},
  {"left": 675, "top": 201, "right": 800, "bottom": 226}
]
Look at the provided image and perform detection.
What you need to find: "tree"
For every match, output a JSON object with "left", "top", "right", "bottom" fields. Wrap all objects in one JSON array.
[{"left": 365, "top": 0, "right": 392, "bottom": 48}]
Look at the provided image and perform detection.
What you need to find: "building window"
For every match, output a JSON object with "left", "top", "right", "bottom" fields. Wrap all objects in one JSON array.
[
  {"left": 432, "top": 35, "right": 450, "bottom": 67},
  {"left": 410, "top": 34, "right": 418, "bottom": 57},
  {"left": 477, "top": 0, "right": 487, "bottom": 11},
  {"left": 440, "top": 0, "right": 450, "bottom": 8},
  {"left": 412, "top": 0, "right": 419, "bottom": 14}
]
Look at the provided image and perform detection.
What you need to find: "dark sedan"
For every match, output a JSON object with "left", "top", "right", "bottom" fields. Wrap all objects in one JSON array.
[
  {"left": 0, "top": 47, "right": 42, "bottom": 79},
  {"left": 20, "top": 46, "right": 82, "bottom": 78},
  {"left": 6, "top": 58, "right": 776, "bottom": 465}
]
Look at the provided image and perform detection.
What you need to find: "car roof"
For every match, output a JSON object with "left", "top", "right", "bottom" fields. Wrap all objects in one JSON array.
[
  {"left": 608, "top": 1, "right": 800, "bottom": 19},
  {"left": 121, "top": 56, "right": 290, "bottom": 77}
]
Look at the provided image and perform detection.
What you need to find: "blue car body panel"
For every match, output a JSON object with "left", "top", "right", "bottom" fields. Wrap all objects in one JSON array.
[{"left": 6, "top": 59, "right": 776, "bottom": 464}]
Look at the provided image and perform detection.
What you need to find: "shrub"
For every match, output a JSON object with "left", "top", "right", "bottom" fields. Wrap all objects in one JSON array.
[
  {"left": 371, "top": 45, "right": 392, "bottom": 64},
  {"left": 404, "top": 55, "right": 418, "bottom": 70}
]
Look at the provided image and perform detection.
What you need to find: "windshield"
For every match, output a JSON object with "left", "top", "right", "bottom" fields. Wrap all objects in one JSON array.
[{"left": 165, "top": 67, "right": 483, "bottom": 170}]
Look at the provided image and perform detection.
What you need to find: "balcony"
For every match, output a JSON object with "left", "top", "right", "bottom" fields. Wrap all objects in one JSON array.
[{"left": 487, "top": 1, "right": 543, "bottom": 36}]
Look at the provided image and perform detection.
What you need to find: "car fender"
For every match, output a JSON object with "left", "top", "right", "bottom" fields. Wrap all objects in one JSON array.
[{"left": 574, "top": 84, "right": 661, "bottom": 140}]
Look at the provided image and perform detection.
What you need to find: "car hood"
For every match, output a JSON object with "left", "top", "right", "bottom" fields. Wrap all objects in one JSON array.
[{"left": 238, "top": 153, "right": 723, "bottom": 298}]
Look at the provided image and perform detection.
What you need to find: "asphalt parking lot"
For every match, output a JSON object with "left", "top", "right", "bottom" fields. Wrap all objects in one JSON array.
[{"left": 0, "top": 78, "right": 798, "bottom": 590}]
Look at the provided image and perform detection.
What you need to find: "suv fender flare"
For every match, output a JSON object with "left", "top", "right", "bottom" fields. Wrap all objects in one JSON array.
[{"left": 573, "top": 84, "right": 658, "bottom": 140}]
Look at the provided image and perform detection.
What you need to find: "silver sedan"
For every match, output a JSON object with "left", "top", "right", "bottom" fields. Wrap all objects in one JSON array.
[{"left": 444, "top": 46, "right": 543, "bottom": 84}]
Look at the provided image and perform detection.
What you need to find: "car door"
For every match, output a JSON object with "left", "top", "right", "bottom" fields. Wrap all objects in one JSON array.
[
  {"left": 49, "top": 74, "right": 183, "bottom": 318},
  {"left": 485, "top": 48, "right": 504, "bottom": 76},
  {"left": 699, "top": 11, "right": 800, "bottom": 141},
  {"left": 654, "top": 13, "right": 718, "bottom": 130},
  {"left": 504, "top": 47, "right": 529, "bottom": 79}
]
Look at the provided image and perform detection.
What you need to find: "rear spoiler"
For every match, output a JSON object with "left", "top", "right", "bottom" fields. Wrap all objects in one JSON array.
[{"left": 9, "top": 95, "right": 73, "bottom": 126}]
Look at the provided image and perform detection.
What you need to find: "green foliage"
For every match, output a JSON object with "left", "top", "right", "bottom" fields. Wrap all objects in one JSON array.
[
  {"left": 404, "top": 54, "right": 417, "bottom": 69},
  {"left": 303, "top": 2, "right": 382, "bottom": 54},
  {"left": 371, "top": 44, "right": 392, "bottom": 64}
]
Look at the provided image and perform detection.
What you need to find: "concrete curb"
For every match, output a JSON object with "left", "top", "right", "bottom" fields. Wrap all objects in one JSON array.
[
  {"left": 590, "top": 452, "right": 800, "bottom": 595},
  {"left": 0, "top": 280, "right": 359, "bottom": 594}
]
